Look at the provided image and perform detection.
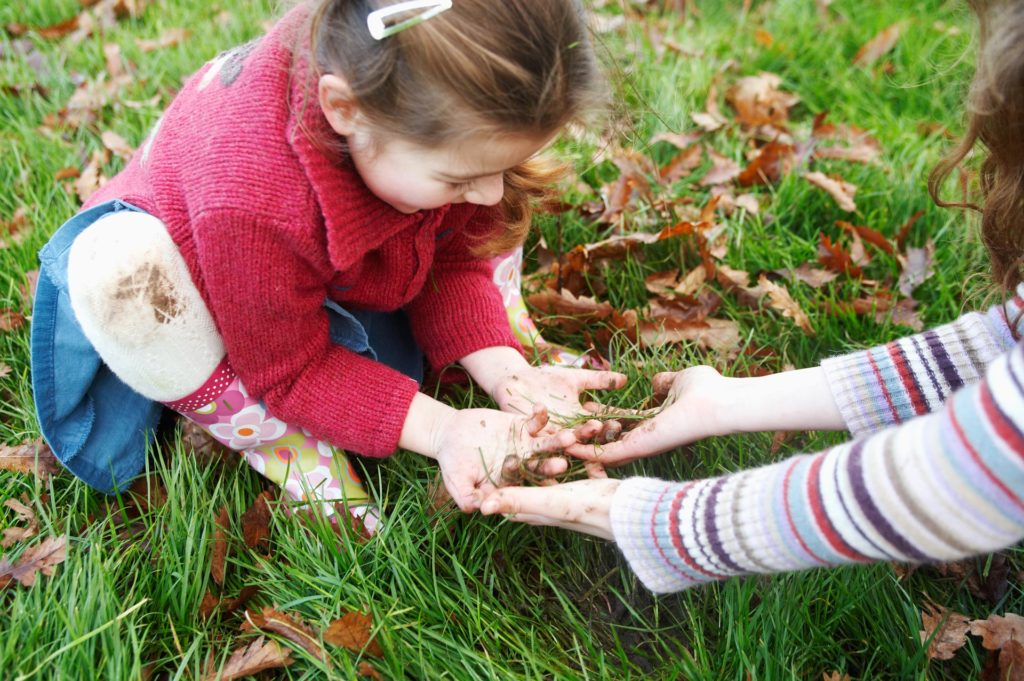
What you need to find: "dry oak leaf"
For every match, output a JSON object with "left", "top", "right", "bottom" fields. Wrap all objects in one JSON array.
[
  {"left": 737, "top": 140, "right": 796, "bottom": 187},
  {"left": 758, "top": 274, "right": 814, "bottom": 334},
  {"left": 241, "top": 490, "right": 274, "bottom": 550},
  {"left": 358, "top": 661, "right": 385, "bottom": 680},
  {"left": 971, "top": 613, "right": 1024, "bottom": 651},
  {"left": 997, "top": 638, "right": 1024, "bottom": 681},
  {"left": 699, "top": 148, "right": 741, "bottom": 187},
  {"left": 803, "top": 171, "right": 857, "bottom": 212},
  {"left": 0, "top": 535, "right": 68, "bottom": 588},
  {"left": 243, "top": 606, "right": 329, "bottom": 664},
  {"left": 0, "top": 309, "right": 26, "bottom": 332},
  {"left": 324, "top": 610, "right": 385, "bottom": 657},
  {"left": 211, "top": 505, "right": 230, "bottom": 586},
  {"left": 920, "top": 603, "right": 971, "bottom": 661},
  {"left": 2, "top": 498, "right": 39, "bottom": 548},
  {"left": 0, "top": 439, "right": 62, "bottom": 479},
  {"left": 100, "top": 130, "right": 134, "bottom": 160},
  {"left": 638, "top": 317, "right": 741, "bottom": 354},
  {"left": 822, "top": 673, "right": 851, "bottom": 681},
  {"left": 201, "top": 636, "right": 293, "bottom": 681},
  {"left": 854, "top": 22, "right": 905, "bottom": 67},
  {"left": 726, "top": 72, "right": 800, "bottom": 128},
  {"left": 776, "top": 263, "right": 839, "bottom": 288},
  {"left": 897, "top": 241, "right": 936, "bottom": 297}
]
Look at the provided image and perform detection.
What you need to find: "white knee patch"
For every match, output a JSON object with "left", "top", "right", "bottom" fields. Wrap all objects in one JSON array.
[{"left": 67, "top": 211, "right": 225, "bottom": 401}]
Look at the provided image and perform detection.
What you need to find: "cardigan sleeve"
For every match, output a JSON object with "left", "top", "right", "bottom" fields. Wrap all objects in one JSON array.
[
  {"left": 820, "top": 283, "right": 1024, "bottom": 435},
  {"left": 610, "top": 339, "right": 1024, "bottom": 594},
  {"left": 191, "top": 210, "right": 420, "bottom": 457},
  {"left": 404, "top": 206, "right": 522, "bottom": 371}
]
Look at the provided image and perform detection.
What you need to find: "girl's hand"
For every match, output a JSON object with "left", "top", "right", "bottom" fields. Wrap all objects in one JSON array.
[
  {"left": 490, "top": 365, "right": 627, "bottom": 428},
  {"left": 569, "top": 365, "right": 732, "bottom": 466},
  {"left": 480, "top": 478, "right": 621, "bottom": 540},
  {"left": 430, "top": 405, "right": 575, "bottom": 512}
]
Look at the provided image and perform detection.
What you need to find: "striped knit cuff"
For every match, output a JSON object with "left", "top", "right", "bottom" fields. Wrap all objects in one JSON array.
[
  {"left": 610, "top": 477, "right": 711, "bottom": 594},
  {"left": 821, "top": 305, "right": 1016, "bottom": 436}
]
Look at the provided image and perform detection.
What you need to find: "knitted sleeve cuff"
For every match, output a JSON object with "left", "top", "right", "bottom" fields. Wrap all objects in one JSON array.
[
  {"left": 610, "top": 477, "right": 710, "bottom": 594},
  {"left": 821, "top": 306, "right": 1014, "bottom": 436}
]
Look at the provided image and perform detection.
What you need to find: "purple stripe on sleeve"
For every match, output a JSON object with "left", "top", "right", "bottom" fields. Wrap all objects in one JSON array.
[
  {"left": 925, "top": 329, "right": 963, "bottom": 392},
  {"left": 847, "top": 441, "right": 932, "bottom": 562},
  {"left": 703, "top": 478, "right": 744, "bottom": 573}
]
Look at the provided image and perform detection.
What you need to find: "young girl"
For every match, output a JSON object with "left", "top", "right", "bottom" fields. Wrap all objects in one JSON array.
[
  {"left": 481, "top": 0, "right": 1024, "bottom": 592},
  {"left": 30, "top": 0, "right": 626, "bottom": 528}
]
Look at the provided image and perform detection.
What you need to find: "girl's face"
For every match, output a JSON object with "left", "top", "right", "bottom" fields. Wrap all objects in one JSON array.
[{"left": 345, "top": 130, "right": 549, "bottom": 214}]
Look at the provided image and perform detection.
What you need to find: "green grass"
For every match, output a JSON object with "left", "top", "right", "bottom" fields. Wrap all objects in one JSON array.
[{"left": 1, "top": 0, "right": 1017, "bottom": 679}]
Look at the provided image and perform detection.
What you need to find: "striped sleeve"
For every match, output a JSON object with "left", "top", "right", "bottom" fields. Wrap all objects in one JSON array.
[
  {"left": 610, "top": 340, "right": 1024, "bottom": 594},
  {"left": 821, "top": 284, "right": 1024, "bottom": 435}
]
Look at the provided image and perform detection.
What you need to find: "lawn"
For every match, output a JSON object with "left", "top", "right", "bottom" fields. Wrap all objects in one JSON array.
[{"left": 1, "top": 0, "right": 1016, "bottom": 679}]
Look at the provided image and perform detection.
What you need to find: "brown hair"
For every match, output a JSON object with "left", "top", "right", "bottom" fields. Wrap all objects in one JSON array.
[
  {"left": 929, "top": 0, "right": 1024, "bottom": 292},
  {"left": 305, "top": 0, "right": 604, "bottom": 256}
]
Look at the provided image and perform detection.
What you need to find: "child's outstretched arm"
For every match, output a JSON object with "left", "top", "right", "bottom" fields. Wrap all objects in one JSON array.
[
  {"left": 572, "top": 285, "right": 1024, "bottom": 465},
  {"left": 399, "top": 392, "right": 574, "bottom": 512},
  {"left": 483, "top": 339, "right": 1024, "bottom": 593},
  {"left": 569, "top": 365, "right": 845, "bottom": 465}
]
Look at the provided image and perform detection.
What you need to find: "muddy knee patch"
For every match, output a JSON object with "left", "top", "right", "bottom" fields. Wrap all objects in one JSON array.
[{"left": 113, "top": 262, "right": 184, "bottom": 324}]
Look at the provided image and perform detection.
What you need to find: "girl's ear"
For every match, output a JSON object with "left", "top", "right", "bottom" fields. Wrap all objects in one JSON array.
[{"left": 318, "top": 74, "right": 360, "bottom": 136}]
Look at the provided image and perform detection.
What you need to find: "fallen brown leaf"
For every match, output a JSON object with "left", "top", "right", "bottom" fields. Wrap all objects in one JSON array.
[
  {"left": 0, "top": 439, "right": 62, "bottom": 479},
  {"left": 920, "top": 603, "right": 971, "bottom": 661},
  {"left": 243, "top": 606, "right": 329, "bottom": 664},
  {"left": 241, "top": 490, "right": 273, "bottom": 550},
  {"left": 817, "top": 234, "right": 862, "bottom": 277},
  {"left": 726, "top": 72, "right": 800, "bottom": 127},
  {"left": 0, "top": 309, "right": 26, "bottom": 332},
  {"left": 211, "top": 505, "right": 229, "bottom": 586},
  {"left": 0, "top": 535, "right": 68, "bottom": 588},
  {"left": 54, "top": 166, "right": 81, "bottom": 181},
  {"left": 2, "top": 499, "right": 39, "bottom": 548},
  {"left": 201, "top": 636, "right": 293, "bottom": 681},
  {"left": 358, "top": 661, "right": 385, "bottom": 680},
  {"left": 0, "top": 363, "right": 11, "bottom": 379},
  {"left": 100, "top": 130, "right": 134, "bottom": 160},
  {"left": 660, "top": 143, "right": 703, "bottom": 183},
  {"left": 971, "top": 613, "right": 1024, "bottom": 651},
  {"left": 854, "top": 22, "right": 904, "bottom": 67},
  {"left": 998, "top": 639, "right": 1024, "bottom": 681},
  {"left": 758, "top": 274, "right": 814, "bottom": 334},
  {"left": 324, "top": 609, "right": 385, "bottom": 658},
  {"left": 803, "top": 171, "right": 857, "bottom": 211},
  {"left": 700, "top": 148, "right": 741, "bottom": 187},
  {"left": 897, "top": 241, "right": 935, "bottom": 297},
  {"left": 738, "top": 140, "right": 796, "bottom": 186},
  {"left": 776, "top": 263, "right": 839, "bottom": 288},
  {"left": 638, "top": 317, "right": 740, "bottom": 353},
  {"left": 74, "top": 148, "right": 111, "bottom": 204}
]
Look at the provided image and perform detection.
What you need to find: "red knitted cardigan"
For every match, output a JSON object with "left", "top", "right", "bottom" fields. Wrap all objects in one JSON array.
[{"left": 85, "top": 11, "right": 520, "bottom": 456}]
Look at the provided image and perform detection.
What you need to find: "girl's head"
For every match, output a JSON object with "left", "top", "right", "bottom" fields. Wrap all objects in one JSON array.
[
  {"left": 306, "top": 0, "right": 603, "bottom": 252},
  {"left": 930, "top": 0, "right": 1024, "bottom": 291}
]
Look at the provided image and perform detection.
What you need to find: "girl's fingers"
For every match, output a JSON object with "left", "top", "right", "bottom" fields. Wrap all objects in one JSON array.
[
  {"left": 572, "top": 418, "right": 603, "bottom": 442},
  {"left": 528, "top": 427, "right": 576, "bottom": 453},
  {"left": 524, "top": 454, "right": 568, "bottom": 477},
  {"left": 651, "top": 371, "right": 681, "bottom": 401},
  {"left": 525, "top": 404, "right": 549, "bottom": 436},
  {"left": 573, "top": 370, "right": 628, "bottom": 392},
  {"left": 582, "top": 401, "right": 652, "bottom": 419},
  {"left": 584, "top": 460, "right": 607, "bottom": 479},
  {"left": 598, "top": 419, "right": 623, "bottom": 444}
]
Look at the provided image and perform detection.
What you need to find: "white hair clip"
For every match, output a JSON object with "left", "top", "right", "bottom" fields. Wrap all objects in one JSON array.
[{"left": 367, "top": 0, "right": 453, "bottom": 40}]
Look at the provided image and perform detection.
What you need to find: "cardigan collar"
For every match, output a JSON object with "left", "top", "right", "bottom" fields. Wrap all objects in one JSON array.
[{"left": 286, "top": 60, "right": 451, "bottom": 272}]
